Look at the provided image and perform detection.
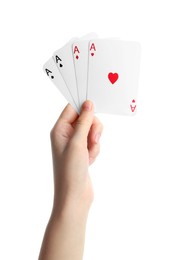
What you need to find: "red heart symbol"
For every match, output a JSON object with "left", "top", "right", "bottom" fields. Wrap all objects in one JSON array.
[
  {"left": 76, "top": 55, "right": 79, "bottom": 59},
  {"left": 108, "top": 72, "right": 119, "bottom": 84},
  {"left": 91, "top": 53, "right": 94, "bottom": 56}
]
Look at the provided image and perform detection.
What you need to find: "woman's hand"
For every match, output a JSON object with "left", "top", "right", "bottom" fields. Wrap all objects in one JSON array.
[{"left": 50, "top": 100, "right": 103, "bottom": 214}]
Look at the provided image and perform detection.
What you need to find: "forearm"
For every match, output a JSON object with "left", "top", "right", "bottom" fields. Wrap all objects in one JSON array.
[{"left": 38, "top": 201, "right": 90, "bottom": 260}]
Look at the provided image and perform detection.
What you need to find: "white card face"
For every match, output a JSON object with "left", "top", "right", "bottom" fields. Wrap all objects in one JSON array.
[
  {"left": 43, "top": 57, "right": 79, "bottom": 112},
  {"left": 53, "top": 38, "right": 80, "bottom": 109},
  {"left": 87, "top": 39, "right": 141, "bottom": 115},
  {"left": 72, "top": 33, "right": 98, "bottom": 106}
]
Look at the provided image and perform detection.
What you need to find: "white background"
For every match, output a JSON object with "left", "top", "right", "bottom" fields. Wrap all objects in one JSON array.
[{"left": 0, "top": 1, "right": 179, "bottom": 259}]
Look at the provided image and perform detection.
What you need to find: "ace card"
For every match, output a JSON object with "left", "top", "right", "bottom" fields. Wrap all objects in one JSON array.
[
  {"left": 53, "top": 38, "right": 80, "bottom": 109},
  {"left": 87, "top": 39, "right": 141, "bottom": 115},
  {"left": 43, "top": 57, "right": 78, "bottom": 112}
]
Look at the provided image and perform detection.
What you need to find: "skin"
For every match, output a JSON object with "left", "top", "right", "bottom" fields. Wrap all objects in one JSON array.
[{"left": 38, "top": 100, "right": 103, "bottom": 260}]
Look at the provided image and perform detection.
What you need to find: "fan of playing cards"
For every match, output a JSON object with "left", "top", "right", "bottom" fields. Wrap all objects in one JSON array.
[{"left": 43, "top": 33, "right": 141, "bottom": 115}]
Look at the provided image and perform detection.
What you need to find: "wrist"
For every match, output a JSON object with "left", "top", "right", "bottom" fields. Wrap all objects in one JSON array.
[{"left": 51, "top": 195, "right": 91, "bottom": 222}]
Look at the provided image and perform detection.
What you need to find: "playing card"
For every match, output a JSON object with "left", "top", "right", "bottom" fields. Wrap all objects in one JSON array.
[
  {"left": 53, "top": 38, "right": 80, "bottom": 110},
  {"left": 73, "top": 33, "right": 98, "bottom": 106},
  {"left": 43, "top": 57, "right": 79, "bottom": 112},
  {"left": 87, "top": 39, "right": 141, "bottom": 115}
]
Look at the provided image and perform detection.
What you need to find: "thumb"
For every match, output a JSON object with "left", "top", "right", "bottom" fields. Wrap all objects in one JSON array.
[{"left": 72, "top": 100, "right": 94, "bottom": 142}]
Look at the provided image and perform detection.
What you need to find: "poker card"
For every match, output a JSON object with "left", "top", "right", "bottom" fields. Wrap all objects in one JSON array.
[
  {"left": 53, "top": 38, "right": 80, "bottom": 109},
  {"left": 43, "top": 57, "right": 79, "bottom": 112},
  {"left": 87, "top": 39, "right": 141, "bottom": 115},
  {"left": 72, "top": 33, "right": 98, "bottom": 106}
]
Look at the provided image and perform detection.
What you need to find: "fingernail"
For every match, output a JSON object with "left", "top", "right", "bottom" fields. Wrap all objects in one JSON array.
[
  {"left": 83, "top": 100, "right": 92, "bottom": 111},
  {"left": 95, "top": 133, "right": 101, "bottom": 144}
]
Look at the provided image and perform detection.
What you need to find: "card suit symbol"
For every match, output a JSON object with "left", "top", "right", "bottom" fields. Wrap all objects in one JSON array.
[
  {"left": 108, "top": 72, "right": 119, "bottom": 84},
  {"left": 130, "top": 99, "right": 136, "bottom": 112},
  {"left": 51, "top": 76, "right": 54, "bottom": 79},
  {"left": 60, "top": 64, "right": 63, "bottom": 68},
  {"left": 91, "top": 53, "right": 94, "bottom": 56},
  {"left": 76, "top": 55, "right": 79, "bottom": 59},
  {"left": 130, "top": 105, "right": 136, "bottom": 112}
]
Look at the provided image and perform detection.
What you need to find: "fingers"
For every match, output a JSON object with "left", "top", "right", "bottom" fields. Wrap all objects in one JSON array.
[
  {"left": 88, "top": 142, "right": 100, "bottom": 165},
  {"left": 57, "top": 103, "right": 79, "bottom": 124},
  {"left": 88, "top": 116, "right": 103, "bottom": 165},
  {"left": 89, "top": 116, "right": 103, "bottom": 144},
  {"left": 72, "top": 100, "right": 94, "bottom": 143},
  {"left": 51, "top": 103, "right": 78, "bottom": 133}
]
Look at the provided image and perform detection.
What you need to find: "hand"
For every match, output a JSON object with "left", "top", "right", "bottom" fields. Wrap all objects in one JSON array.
[{"left": 50, "top": 100, "right": 103, "bottom": 215}]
